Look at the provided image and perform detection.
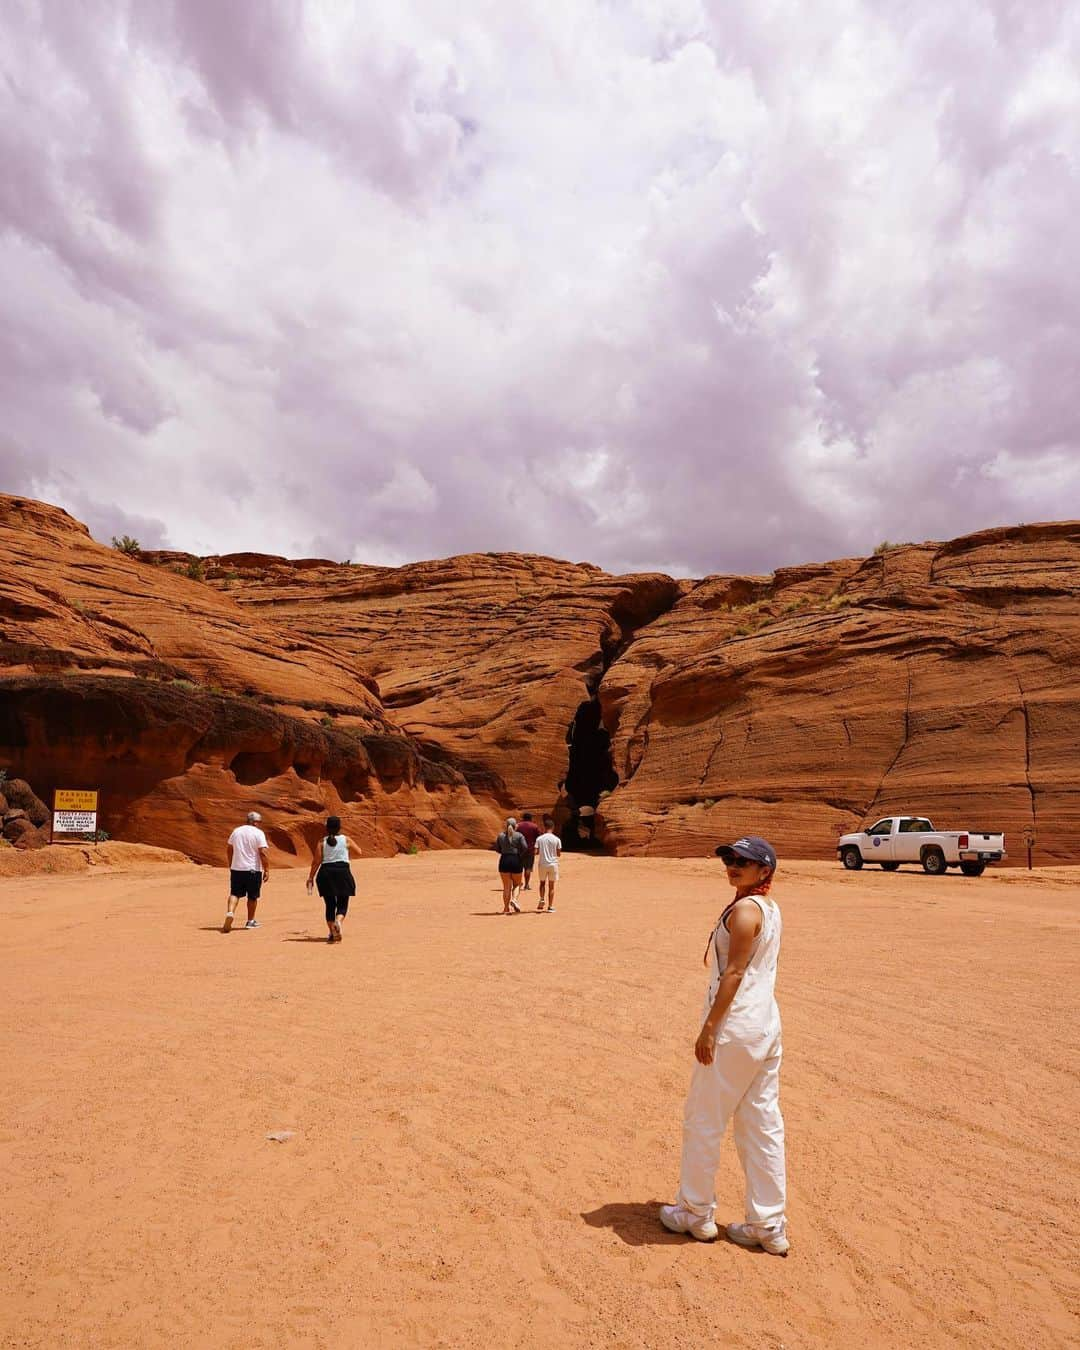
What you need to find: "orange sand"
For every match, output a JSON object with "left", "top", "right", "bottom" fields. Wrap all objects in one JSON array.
[{"left": 2, "top": 853, "right": 1077, "bottom": 1348}]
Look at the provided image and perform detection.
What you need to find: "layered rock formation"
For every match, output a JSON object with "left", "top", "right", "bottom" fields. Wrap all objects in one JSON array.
[
  {"left": 599, "top": 528, "right": 1080, "bottom": 861},
  {"left": 4, "top": 493, "right": 1078, "bottom": 864},
  {"left": 0, "top": 497, "right": 497, "bottom": 862}
]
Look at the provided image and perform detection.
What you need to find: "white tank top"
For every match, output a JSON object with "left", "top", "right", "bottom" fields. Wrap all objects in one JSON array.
[
  {"left": 703, "top": 893, "right": 782, "bottom": 1044},
  {"left": 321, "top": 835, "right": 349, "bottom": 864}
]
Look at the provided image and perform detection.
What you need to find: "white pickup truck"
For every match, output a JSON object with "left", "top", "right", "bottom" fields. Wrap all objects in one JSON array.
[{"left": 837, "top": 816, "right": 1006, "bottom": 876}]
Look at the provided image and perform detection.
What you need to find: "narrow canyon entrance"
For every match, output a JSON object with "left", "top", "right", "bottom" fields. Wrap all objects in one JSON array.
[{"left": 560, "top": 687, "right": 618, "bottom": 851}]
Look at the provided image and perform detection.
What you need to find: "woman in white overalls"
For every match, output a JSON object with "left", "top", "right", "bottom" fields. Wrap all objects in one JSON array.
[{"left": 660, "top": 835, "right": 788, "bottom": 1255}]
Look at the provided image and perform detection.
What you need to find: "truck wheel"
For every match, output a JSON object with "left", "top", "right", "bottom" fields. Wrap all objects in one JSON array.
[
  {"left": 921, "top": 848, "right": 946, "bottom": 875},
  {"left": 960, "top": 861, "right": 986, "bottom": 877},
  {"left": 841, "top": 847, "right": 863, "bottom": 871},
  {"left": 880, "top": 862, "right": 900, "bottom": 871}
]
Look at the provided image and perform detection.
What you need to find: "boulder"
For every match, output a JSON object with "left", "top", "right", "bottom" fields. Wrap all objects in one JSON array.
[
  {"left": 1, "top": 778, "right": 49, "bottom": 826},
  {"left": 4, "top": 816, "right": 45, "bottom": 848}
]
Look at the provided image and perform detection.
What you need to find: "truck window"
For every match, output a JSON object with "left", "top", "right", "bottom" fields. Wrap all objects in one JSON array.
[
  {"left": 866, "top": 820, "right": 892, "bottom": 836},
  {"left": 911, "top": 819, "right": 933, "bottom": 832}
]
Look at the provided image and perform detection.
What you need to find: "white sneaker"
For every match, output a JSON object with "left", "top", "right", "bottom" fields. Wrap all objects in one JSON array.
[
  {"left": 244, "top": 919, "right": 261, "bottom": 929},
  {"left": 725, "top": 1222, "right": 789, "bottom": 1256},
  {"left": 222, "top": 913, "right": 234, "bottom": 933},
  {"left": 659, "top": 1204, "right": 718, "bottom": 1242}
]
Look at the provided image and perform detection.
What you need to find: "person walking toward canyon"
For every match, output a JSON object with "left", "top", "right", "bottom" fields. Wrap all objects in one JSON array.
[
  {"left": 516, "top": 812, "right": 541, "bottom": 890},
  {"left": 306, "top": 815, "right": 360, "bottom": 943},
  {"left": 223, "top": 811, "right": 270, "bottom": 932},
  {"left": 534, "top": 816, "right": 562, "bottom": 912},
  {"left": 493, "top": 816, "right": 528, "bottom": 914},
  {"left": 660, "top": 835, "right": 788, "bottom": 1255}
]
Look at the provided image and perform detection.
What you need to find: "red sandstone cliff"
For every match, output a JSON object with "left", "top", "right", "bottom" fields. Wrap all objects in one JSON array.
[
  {"left": 599, "top": 527, "right": 1080, "bottom": 862},
  {"left": 3, "top": 494, "right": 1078, "bottom": 864},
  {"left": 0, "top": 497, "right": 498, "bottom": 863}
]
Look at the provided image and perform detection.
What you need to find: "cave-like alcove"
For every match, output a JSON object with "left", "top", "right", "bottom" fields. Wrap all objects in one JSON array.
[{"left": 560, "top": 696, "right": 618, "bottom": 850}]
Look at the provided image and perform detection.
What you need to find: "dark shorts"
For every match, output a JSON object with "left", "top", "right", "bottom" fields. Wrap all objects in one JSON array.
[
  {"left": 230, "top": 869, "right": 263, "bottom": 900},
  {"left": 497, "top": 855, "right": 524, "bottom": 875},
  {"left": 523, "top": 852, "right": 536, "bottom": 870}
]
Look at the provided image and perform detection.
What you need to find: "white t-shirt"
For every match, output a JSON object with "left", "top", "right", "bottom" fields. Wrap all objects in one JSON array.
[
  {"left": 535, "top": 831, "right": 562, "bottom": 868},
  {"left": 228, "top": 824, "right": 268, "bottom": 871}
]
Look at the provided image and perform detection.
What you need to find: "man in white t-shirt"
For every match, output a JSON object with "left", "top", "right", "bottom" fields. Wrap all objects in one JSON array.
[
  {"left": 224, "top": 811, "right": 270, "bottom": 932},
  {"left": 534, "top": 815, "right": 562, "bottom": 913}
]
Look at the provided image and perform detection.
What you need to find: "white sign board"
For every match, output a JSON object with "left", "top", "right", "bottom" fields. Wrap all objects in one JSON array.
[{"left": 53, "top": 810, "right": 98, "bottom": 835}]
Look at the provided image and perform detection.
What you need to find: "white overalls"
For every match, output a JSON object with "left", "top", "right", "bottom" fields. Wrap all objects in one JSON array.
[{"left": 676, "top": 892, "right": 786, "bottom": 1231}]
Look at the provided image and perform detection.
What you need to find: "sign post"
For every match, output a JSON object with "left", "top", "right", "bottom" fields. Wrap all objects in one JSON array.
[
  {"left": 51, "top": 790, "right": 100, "bottom": 844},
  {"left": 1021, "top": 825, "right": 1035, "bottom": 871}
]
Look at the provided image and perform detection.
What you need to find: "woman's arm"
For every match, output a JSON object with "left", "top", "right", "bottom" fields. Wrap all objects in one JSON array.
[
  {"left": 347, "top": 837, "right": 362, "bottom": 860},
  {"left": 306, "top": 839, "right": 322, "bottom": 885},
  {"left": 694, "top": 901, "right": 762, "bottom": 1065}
]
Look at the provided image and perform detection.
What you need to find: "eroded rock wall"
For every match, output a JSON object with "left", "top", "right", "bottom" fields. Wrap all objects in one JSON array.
[
  {"left": 599, "top": 527, "right": 1080, "bottom": 862},
  {"left": 5, "top": 494, "right": 1079, "bottom": 864}
]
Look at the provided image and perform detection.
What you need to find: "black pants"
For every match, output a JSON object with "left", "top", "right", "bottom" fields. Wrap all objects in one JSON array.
[{"left": 324, "top": 895, "right": 350, "bottom": 923}]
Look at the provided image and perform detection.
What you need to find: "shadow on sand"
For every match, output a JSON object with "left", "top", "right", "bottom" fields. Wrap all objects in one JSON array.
[{"left": 581, "top": 1202, "right": 688, "bottom": 1247}]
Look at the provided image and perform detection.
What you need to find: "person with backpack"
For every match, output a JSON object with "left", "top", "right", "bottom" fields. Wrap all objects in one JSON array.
[
  {"left": 493, "top": 816, "right": 528, "bottom": 914},
  {"left": 516, "top": 812, "right": 541, "bottom": 890},
  {"left": 306, "top": 815, "right": 361, "bottom": 943}
]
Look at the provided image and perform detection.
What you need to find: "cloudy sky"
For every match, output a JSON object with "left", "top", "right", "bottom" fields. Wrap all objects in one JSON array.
[{"left": 2, "top": 1, "right": 1078, "bottom": 577}]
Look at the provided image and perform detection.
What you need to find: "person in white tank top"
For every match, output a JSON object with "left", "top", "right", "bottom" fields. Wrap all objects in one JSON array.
[
  {"left": 660, "top": 834, "right": 789, "bottom": 1255},
  {"left": 305, "top": 815, "right": 361, "bottom": 943}
]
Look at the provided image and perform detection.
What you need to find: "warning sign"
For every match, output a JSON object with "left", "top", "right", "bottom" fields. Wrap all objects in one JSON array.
[
  {"left": 52, "top": 790, "right": 99, "bottom": 841},
  {"left": 55, "top": 790, "right": 98, "bottom": 812}
]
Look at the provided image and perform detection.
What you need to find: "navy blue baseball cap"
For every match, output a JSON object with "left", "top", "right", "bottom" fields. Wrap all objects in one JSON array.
[{"left": 715, "top": 835, "right": 777, "bottom": 869}]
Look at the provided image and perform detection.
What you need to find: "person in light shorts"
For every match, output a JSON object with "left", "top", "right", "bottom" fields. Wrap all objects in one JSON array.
[{"left": 534, "top": 816, "right": 562, "bottom": 912}]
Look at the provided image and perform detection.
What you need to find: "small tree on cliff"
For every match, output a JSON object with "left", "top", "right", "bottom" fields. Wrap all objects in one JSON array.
[{"left": 112, "top": 535, "right": 141, "bottom": 556}]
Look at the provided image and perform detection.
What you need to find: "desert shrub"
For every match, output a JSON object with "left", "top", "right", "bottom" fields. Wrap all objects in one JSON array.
[
  {"left": 407, "top": 842, "right": 419, "bottom": 855},
  {"left": 171, "top": 678, "right": 198, "bottom": 691},
  {"left": 185, "top": 559, "right": 205, "bottom": 582},
  {"left": 824, "top": 592, "right": 853, "bottom": 610},
  {"left": 94, "top": 828, "right": 110, "bottom": 842},
  {"left": 111, "top": 535, "right": 141, "bottom": 555},
  {"left": 0, "top": 769, "right": 7, "bottom": 784}
]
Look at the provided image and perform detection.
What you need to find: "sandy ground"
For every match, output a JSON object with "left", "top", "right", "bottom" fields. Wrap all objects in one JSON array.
[{"left": 2, "top": 852, "right": 1078, "bottom": 1349}]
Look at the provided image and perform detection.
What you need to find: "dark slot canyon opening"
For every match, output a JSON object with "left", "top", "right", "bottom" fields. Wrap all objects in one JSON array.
[{"left": 559, "top": 695, "right": 618, "bottom": 851}]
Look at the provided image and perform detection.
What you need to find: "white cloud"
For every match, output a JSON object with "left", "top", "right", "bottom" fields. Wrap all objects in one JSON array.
[{"left": 1, "top": 0, "right": 1078, "bottom": 576}]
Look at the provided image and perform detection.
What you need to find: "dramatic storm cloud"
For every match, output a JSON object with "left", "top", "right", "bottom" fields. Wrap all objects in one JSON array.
[{"left": 2, "top": 1, "right": 1078, "bottom": 575}]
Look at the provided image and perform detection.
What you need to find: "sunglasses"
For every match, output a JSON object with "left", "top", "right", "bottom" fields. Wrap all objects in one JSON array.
[{"left": 719, "top": 853, "right": 760, "bottom": 867}]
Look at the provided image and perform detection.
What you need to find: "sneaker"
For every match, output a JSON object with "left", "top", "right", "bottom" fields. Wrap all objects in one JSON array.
[
  {"left": 546, "top": 906, "right": 555, "bottom": 913},
  {"left": 222, "top": 913, "right": 234, "bottom": 933},
  {"left": 509, "top": 899, "right": 521, "bottom": 913},
  {"left": 725, "top": 1222, "right": 789, "bottom": 1256},
  {"left": 331, "top": 920, "right": 342, "bottom": 941},
  {"left": 659, "top": 1204, "right": 718, "bottom": 1242},
  {"left": 244, "top": 919, "right": 261, "bottom": 929}
]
